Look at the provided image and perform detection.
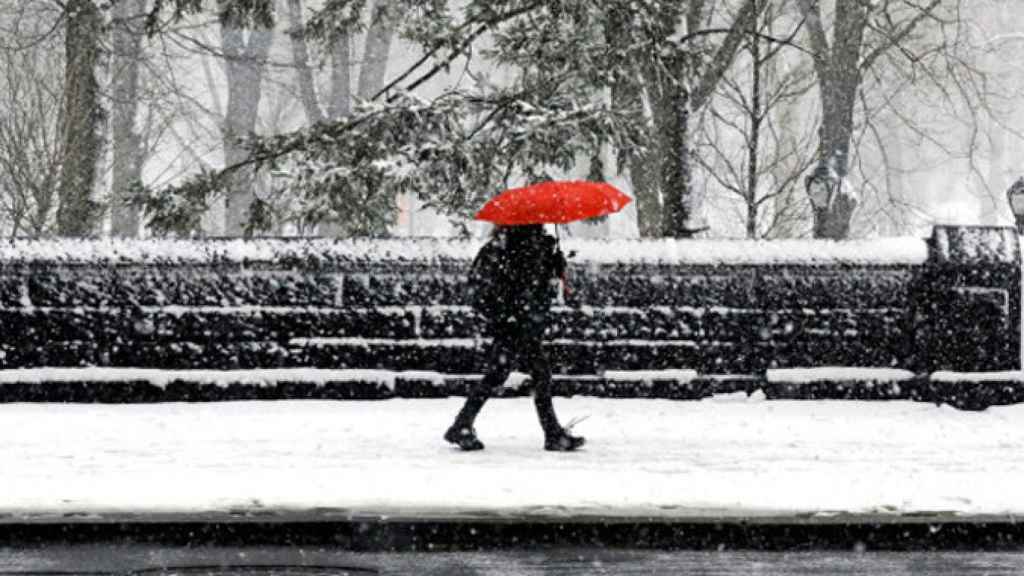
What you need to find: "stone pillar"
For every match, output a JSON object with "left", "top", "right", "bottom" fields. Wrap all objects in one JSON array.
[{"left": 914, "top": 226, "right": 1021, "bottom": 373}]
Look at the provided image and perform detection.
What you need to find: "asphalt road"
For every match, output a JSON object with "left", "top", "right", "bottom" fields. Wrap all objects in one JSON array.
[{"left": 3, "top": 545, "right": 1024, "bottom": 575}]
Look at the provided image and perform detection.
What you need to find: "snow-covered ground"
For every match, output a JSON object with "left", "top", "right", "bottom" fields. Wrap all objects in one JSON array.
[{"left": 4, "top": 393, "right": 1024, "bottom": 524}]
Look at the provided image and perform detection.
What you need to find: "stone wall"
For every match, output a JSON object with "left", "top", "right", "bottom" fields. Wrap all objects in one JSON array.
[
  {"left": 0, "top": 261, "right": 918, "bottom": 374},
  {"left": 0, "top": 226, "right": 1018, "bottom": 405}
]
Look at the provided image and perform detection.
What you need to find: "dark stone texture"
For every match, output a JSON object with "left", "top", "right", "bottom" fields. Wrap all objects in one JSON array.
[
  {"left": 8, "top": 520, "right": 1024, "bottom": 551},
  {"left": 0, "top": 230, "right": 1019, "bottom": 405},
  {"left": 922, "top": 377, "right": 1024, "bottom": 411},
  {"left": 757, "top": 268, "right": 913, "bottom": 309},
  {"left": 25, "top": 269, "right": 343, "bottom": 308},
  {"left": 915, "top": 226, "right": 1021, "bottom": 372},
  {"left": 0, "top": 277, "right": 22, "bottom": 306},
  {"left": 1, "top": 308, "right": 415, "bottom": 345},
  {"left": 763, "top": 376, "right": 922, "bottom": 401},
  {"left": 6, "top": 261, "right": 928, "bottom": 377}
]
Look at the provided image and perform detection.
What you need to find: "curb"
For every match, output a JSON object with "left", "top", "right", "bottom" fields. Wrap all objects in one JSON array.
[{"left": 3, "top": 517, "right": 1024, "bottom": 551}]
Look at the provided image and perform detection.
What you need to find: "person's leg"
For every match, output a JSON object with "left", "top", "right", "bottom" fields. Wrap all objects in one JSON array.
[
  {"left": 523, "top": 338, "right": 584, "bottom": 451},
  {"left": 523, "top": 338, "right": 560, "bottom": 434},
  {"left": 445, "top": 334, "right": 514, "bottom": 450}
]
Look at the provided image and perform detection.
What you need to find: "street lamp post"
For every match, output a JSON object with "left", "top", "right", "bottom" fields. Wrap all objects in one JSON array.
[{"left": 1007, "top": 177, "right": 1024, "bottom": 234}]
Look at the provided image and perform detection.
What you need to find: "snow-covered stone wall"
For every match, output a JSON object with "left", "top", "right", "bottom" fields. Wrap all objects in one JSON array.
[
  {"left": 0, "top": 227, "right": 1017, "bottom": 392},
  {"left": 913, "top": 226, "right": 1021, "bottom": 373}
]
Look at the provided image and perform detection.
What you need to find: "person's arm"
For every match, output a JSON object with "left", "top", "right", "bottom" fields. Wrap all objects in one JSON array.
[
  {"left": 541, "top": 235, "right": 566, "bottom": 279},
  {"left": 552, "top": 246, "right": 567, "bottom": 279},
  {"left": 541, "top": 235, "right": 570, "bottom": 300},
  {"left": 468, "top": 242, "right": 500, "bottom": 316}
]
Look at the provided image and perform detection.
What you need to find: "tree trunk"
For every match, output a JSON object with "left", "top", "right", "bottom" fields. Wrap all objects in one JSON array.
[
  {"left": 657, "top": 0, "right": 761, "bottom": 238},
  {"left": 741, "top": 19, "right": 765, "bottom": 237},
  {"left": 659, "top": 58, "right": 697, "bottom": 238},
  {"left": 328, "top": 33, "right": 352, "bottom": 119},
  {"left": 286, "top": 0, "right": 324, "bottom": 124},
  {"left": 111, "top": 0, "right": 146, "bottom": 238},
  {"left": 630, "top": 149, "right": 662, "bottom": 238},
  {"left": 221, "top": 16, "right": 274, "bottom": 237},
  {"left": 745, "top": 21, "right": 762, "bottom": 239},
  {"left": 812, "top": 74, "right": 859, "bottom": 239},
  {"left": 357, "top": 0, "right": 397, "bottom": 101},
  {"left": 798, "top": 0, "right": 868, "bottom": 239},
  {"left": 57, "top": 0, "right": 103, "bottom": 237}
]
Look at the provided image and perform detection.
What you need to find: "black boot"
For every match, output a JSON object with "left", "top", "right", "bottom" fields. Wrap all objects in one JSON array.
[
  {"left": 535, "top": 396, "right": 585, "bottom": 451},
  {"left": 444, "top": 425, "right": 485, "bottom": 451},
  {"left": 544, "top": 429, "right": 585, "bottom": 452},
  {"left": 445, "top": 395, "right": 487, "bottom": 451}
]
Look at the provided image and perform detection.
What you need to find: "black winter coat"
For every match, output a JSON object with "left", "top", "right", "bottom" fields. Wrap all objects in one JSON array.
[{"left": 468, "top": 226, "right": 566, "bottom": 338}]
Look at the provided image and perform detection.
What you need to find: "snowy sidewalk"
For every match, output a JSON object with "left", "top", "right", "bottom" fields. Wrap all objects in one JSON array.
[{"left": 3, "top": 393, "right": 1024, "bottom": 524}]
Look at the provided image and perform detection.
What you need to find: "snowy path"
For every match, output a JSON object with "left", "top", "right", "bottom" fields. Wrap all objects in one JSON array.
[{"left": 3, "top": 393, "right": 1024, "bottom": 523}]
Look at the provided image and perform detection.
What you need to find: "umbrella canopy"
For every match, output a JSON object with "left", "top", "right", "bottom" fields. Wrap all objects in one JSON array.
[{"left": 474, "top": 180, "right": 632, "bottom": 225}]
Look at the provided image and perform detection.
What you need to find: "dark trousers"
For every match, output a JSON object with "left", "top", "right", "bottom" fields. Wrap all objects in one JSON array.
[{"left": 451, "top": 331, "right": 562, "bottom": 435}]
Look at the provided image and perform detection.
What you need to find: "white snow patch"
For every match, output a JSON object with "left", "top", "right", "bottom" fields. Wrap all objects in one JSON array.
[
  {"left": 767, "top": 367, "right": 917, "bottom": 383},
  {"left": 930, "top": 371, "right": 1024, "bottom": 383},
  {"left": 503, "top": 372, "right": 532, "bottom": 391},
  {"left": 292, "top": 337, "right": 479, "bottom": 348},
  {"left": 546, "top": 339, "right": 699, "bottom": 347},
  {"left": 931, "top": 225, "right": 1018, "bottom": 263},
  {"left": 392, "top": 371, "right": 447, "bottom": 384},
  {"left": 0, "top": 238, "right": 479, "bottom": 266},
  {"left": 561, "top": 237, "right": 928, "bottom": 266},
  {"left": 0, "top": 368, "right": 446, "bottom": 390},
  {"left": 0, "top": 368, "right": 707, "bottom": 389},
  {"left": 0, "top": 237, "right": 929, "bottom": 267},
  {"left": 603, "top": 369, "right": 698, "bottom": 382}
]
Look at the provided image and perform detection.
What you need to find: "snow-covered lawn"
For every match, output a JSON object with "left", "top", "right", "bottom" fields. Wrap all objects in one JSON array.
[{"left": 3, "top": 393, "right": 1023, "bottom": 523}]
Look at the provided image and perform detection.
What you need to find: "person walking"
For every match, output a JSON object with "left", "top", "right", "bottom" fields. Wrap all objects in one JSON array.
[{"left": 444, "top": 224, "right": 585, "bottom": 452}]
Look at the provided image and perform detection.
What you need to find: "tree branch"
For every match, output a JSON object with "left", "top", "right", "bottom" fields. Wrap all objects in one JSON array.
[
  {"left": 690, "top": 0, "right": 763, "bottom": 112},
  {"left": 860, "top": 0, "right": 942, "bottom": 71}
]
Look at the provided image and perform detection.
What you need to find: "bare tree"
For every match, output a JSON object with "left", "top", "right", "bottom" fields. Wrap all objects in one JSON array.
[
  {"left": 0, "top": 2, "right": 64, "bottom": 237},
  {"left": 792, "top": 0, "right": 986, "bottom": 238},
  {"left": 699, "top": 1, "right": 817, "bottom": 238},
  {"left": 624, "top": 0, "right": 766, "bottom": 237}
]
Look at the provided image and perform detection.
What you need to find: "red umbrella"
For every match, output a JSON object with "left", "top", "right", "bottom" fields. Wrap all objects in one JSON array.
[{"left": 474, "top": 180, "right": 632, "bottom": 225}]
